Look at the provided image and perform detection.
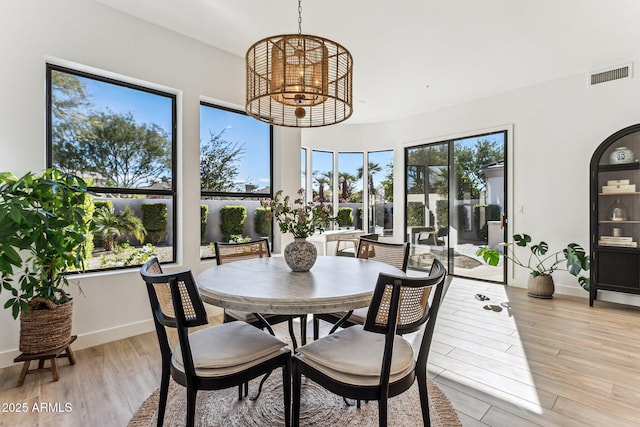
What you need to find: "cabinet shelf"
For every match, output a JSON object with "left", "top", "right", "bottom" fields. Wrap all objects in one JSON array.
[
  {"left": 599, "top": 192, "right": 640, "bottom": 196},
  {"left": 590, "top": 124, "right": 640, "bottom": 306},
  {"left": 597, "top": 163, "right": 640, "bottom": 172}
]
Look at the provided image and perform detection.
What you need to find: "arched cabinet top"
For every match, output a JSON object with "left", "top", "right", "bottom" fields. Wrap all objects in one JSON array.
[{"left": 590, "top": 124, "right": 640, "bottom": 170}]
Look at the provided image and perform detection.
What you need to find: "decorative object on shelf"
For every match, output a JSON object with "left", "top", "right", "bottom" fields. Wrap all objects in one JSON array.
[
  {"left": 260, "top": 189, "right": 335, "bottom": 271},
  {"left": 602, "top": 179, "right": 636, "bottom": 193},
  {"left": 598, "top": 234, "right": 637, "bottom": 248},
  {"left": 476, "top": 233, "right": 590, "bottom": 297},
  {"left": 608, "top": 146, "right": 634, "bottom": 164},
  {"left": 245, "top": 0, "right": 353, "bottom": 128},
  {"left": 0, "top": 169, "right": 90, "bottom": 354},
  {"left": 607, "top": 198, "right": 629, "bottom": 221}
]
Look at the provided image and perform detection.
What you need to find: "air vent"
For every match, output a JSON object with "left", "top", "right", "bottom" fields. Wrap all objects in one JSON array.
[{"left": 589, "top": 64, "right": 632, "bottom": 86}]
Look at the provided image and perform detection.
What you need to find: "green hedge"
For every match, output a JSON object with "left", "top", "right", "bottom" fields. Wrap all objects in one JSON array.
[
  {"left": 142, "top": 203, "right": 168, "bottom": 245},
  {"left": 220, "top": 205, "right": 247, "bottom": 241},
  {"left": 407, "top": 202, "right": 425, "bottom": 226},
  {"left": 337, "top": 207, "right": 354, "bottom": 227},
  {"left": 200, "top": 205, "right": 209, "bottom": 243},
  {"left": 473, "top": 203, "right": 501, "bottom": 241},
  {"left": 254, "top": 207, "right": 271, "bottom": 237},
  {"left": 435, "top": 199, "right": 448, "bottom": 229}
]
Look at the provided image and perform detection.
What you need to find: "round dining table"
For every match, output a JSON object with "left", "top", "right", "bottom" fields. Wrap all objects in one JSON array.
[{"left": 197, "top": 256, "right": 405, "bottom": 316}]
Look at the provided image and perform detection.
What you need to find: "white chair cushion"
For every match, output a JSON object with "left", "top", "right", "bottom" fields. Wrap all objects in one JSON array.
[
  {"left": 172, "top": 321, "right": 289, "bottom": 377},
  {"left": 296, "top": 325, "right": 415, "bottom": 386}
]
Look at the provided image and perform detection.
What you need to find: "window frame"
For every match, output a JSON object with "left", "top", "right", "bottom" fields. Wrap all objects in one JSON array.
[
  {"left": 45, "top": 63, "right": 178, "bottom": 271},
  {"left": 199, "top": 102, "right": 273, "bottom": 260}
]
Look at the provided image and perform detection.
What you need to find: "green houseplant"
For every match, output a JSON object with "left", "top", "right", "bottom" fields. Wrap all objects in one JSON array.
[
  {"left": 0, "top": 169, "right": 91, "bottom": 352},
  {"left": 477, "top": 233, "right": 590, "bottom": 298},
  {"left": 260, "top": 189, "right": 334, "bottom": 271}
]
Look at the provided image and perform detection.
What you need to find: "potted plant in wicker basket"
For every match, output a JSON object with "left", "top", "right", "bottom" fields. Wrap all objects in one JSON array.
[
  {"left": 0, "top": 169, "right": 91, "bottom": 354},
  {"left": 477, "top": 233, "right": 590, "bottom": 298}
]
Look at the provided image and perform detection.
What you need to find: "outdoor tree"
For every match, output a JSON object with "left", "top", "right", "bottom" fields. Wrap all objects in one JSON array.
[
  {"left": 357, "top": 162, "right": 381, "bottom": 199},
  {"left": 380, "top": 161, "right": 394, "bottom": 202},
  {"left": 200, "top": 129, "right": 245, "bottom": 192},
  {"left": 55, "top": 110, "right": 171, "bottom": 188},
  {"left": 50, "top": 71, "right": 92, "bottom": 157},
  {"left": 454, "top": 139, "right": 503, "bottom": 199},
  {"left": 313, "top": 171, "right": 332, "bottom": 202},
  {"left": 338, "top": 171, "right": 358, "bottom": 201}
]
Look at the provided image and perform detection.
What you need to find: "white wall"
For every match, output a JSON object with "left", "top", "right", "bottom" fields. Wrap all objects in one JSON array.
[
  {"left": 0, "top": 0, "right": 301, "bottom": 368},
  {"left": 304, "top": 65, "right": 640, "bottom": 305}
]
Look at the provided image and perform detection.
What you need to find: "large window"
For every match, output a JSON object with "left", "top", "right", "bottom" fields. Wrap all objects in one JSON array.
[
  {"left": 47, "top": 64, "right": 177, "bottom": 271},
  {"left": 199, "top": 103, "right": 272, "bottom": 259},
  {"left": 368, "top": 150, "right": 394, "bottom": 236},
  {"left": 311, "top": 151, "right": 333, "bottom": 203},
  {"left": 303, "top": 148, "right": 395, "bottom": 237},
  {"left": 405, "top": 131, "right": 506, "bottom": 280},
  {"left": 337, "top": 152, "right": 363, "bottom": 229}
]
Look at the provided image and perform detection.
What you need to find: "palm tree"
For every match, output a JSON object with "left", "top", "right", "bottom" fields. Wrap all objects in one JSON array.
[
  {"left": 93, "top": 205, "right": 146, "bottom": 251},
  {"left": 357, "top": 162, "right": 382, "bottom": 197},
  {"left": 313, "top": 171, "right": 332, "bottom": 202}
]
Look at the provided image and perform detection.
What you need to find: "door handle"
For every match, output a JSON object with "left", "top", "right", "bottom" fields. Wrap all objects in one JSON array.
[{"left": 500, "top": 212, "right": 505, "bottom": 229}]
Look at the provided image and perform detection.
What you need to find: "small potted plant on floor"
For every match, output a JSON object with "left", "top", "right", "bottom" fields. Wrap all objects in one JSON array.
[
  {"left": 476, "top": 234, "right": 590, "bottom": 298},
  {"left": 0, "top": 169, "right": 91, "bottom": 353}
]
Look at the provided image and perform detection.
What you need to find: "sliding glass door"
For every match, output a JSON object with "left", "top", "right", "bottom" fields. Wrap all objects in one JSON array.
[{"left": 405, "top": 131, "right": 507, "bottom": 282}]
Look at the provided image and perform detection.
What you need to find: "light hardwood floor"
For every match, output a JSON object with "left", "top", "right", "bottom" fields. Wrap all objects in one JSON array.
[{"left": 1, "top": 277, "right": 639, "bottom": 426}]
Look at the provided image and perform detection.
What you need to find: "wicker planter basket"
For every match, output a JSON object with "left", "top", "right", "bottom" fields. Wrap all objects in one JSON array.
[{"left": 19, "top": 298, "right": 73, "bottom": 354}]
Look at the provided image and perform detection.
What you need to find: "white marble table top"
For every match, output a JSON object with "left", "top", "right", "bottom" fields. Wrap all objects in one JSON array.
[{"left": 197, "top": 256, "right": 405, "bottom": 315}]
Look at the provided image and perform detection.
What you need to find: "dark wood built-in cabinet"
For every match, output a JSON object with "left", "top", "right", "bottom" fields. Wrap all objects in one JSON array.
[{"left": 590, "top": 124, "right": 640, "bottom": 306}]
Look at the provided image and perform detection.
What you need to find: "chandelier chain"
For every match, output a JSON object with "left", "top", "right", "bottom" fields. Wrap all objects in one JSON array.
[{"left": 298, "top": 0, "right": 302, "bottom": 35}]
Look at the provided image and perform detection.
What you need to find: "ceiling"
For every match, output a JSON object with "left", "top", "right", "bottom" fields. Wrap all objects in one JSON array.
[{"left": 94, "top": 0, "right": 640, "bottom": 125}]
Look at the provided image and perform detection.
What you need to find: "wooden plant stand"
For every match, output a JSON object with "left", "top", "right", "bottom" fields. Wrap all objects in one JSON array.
[{"left": 13, "top": 335, "right": 77, "bottom": 387}]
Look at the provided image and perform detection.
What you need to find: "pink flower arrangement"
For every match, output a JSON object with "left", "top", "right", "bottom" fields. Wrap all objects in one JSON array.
[{"left": 260, "top": 189, "right": 335, "bottom": 238}]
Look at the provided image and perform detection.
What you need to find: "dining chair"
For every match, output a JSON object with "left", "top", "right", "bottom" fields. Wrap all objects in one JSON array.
[
  {"left": 215, "top": 239, "right": 308, "bottom": 348},
  {"left": 334, "top": 233, "right": 378, "bottom": 257},
  {"left": 313, "top": 238, "right": 410, "bottom": 339},
  {"left": 293, "top": 259, "right": 447, "bottom": 427},
  {"left": 435, "top": 227, "right": 448, "bottom": 246},
  {"left": 140, "top": 257, "right": 291, "bottom": 427}
]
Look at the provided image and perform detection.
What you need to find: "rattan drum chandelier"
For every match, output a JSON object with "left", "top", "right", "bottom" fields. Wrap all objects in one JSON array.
[{"left": 245, "top": 0, "right": 353, "bottom": 127}]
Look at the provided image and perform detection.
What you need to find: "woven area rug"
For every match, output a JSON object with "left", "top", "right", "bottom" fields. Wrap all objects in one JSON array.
[{"left": 129, "top": 374, "right": 461, "bottom": 426}]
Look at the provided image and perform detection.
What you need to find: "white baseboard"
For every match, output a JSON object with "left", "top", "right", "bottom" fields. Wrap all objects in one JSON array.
[{"left": 0, "top": 319, "right": 155, "bottom": 369}]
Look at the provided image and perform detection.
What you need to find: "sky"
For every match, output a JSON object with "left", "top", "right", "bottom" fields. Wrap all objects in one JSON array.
[{"left": 77, "top": 72, "right": 393, "bottom": 193}]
